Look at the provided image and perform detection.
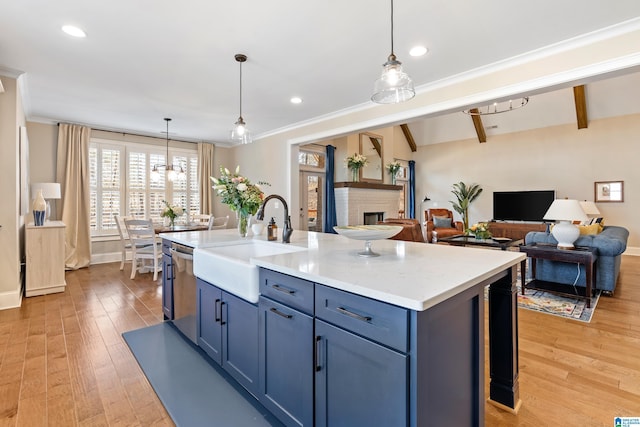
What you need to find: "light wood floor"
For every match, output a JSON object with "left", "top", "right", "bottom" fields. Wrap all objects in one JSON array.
[{"left": 1, "top": 256, "right": 639, "bottom": 426}]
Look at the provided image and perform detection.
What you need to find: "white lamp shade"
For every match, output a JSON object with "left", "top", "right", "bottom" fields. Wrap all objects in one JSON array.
[
  {"left": 579, "top": 200, "right": 600, "bottom": 217},
  {"left": 543, "top": 199, "right": 588, "bottom": 222},
  {"left": 31, "top": 182, "right": 61, "bottom": 199}
]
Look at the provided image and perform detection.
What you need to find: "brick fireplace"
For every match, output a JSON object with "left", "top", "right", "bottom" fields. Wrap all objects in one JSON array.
[{"left": 334, "top": 182, "right": 402, "bottom": 226}]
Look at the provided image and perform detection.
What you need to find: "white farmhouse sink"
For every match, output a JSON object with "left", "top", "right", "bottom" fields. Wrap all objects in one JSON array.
[{"left": 193, "top": 240, "right": 307, "bottom": 303}]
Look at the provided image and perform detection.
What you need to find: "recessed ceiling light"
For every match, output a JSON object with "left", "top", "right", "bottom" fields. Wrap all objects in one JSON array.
[
  {"left": 62, "top": 25, "right": 86, "bottom": 38},
  {"left": 409, "top": 46, "right": 428, "bottom": 57},
  {"left": 290, "top": 97, "right": 303, "bottom": 104}
]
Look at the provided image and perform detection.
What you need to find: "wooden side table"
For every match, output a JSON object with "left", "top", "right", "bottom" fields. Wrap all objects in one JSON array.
[
  {"left": 25, "top": 221, "right": 66, "bottom": 297},
  {"left": 519, "top": 243, "right": 597, "bottom": 308}
]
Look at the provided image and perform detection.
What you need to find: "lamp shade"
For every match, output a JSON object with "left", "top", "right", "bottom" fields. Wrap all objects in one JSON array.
[
  {"left": 31, "top": 182, "right": 61, "bottom": 199},
  {"left": 579, "top": 200, "right": 600, "bottom": 217},
  {"left": 543, "top": 199, "right": 588, "bottom": 222}
]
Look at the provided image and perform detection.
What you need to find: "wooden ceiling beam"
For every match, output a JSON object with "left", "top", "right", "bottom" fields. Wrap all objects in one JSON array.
[
  {"left": 469, "top": 109, "right": 487, "bottom": 143},
  {"left": 573, "top": 85, "right": 588, "bottom": 129},
  {"left": 400, "top": 124, "right": 417, "bottom": 152}
]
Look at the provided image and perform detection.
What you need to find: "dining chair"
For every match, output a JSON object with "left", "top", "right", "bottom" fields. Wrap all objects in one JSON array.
[
  {"left": 191, "top": 213, "right": 213, "bottom": 229},
  {"left": 114, "top": 215, "right": 135, "bottom": 271},
  {"left": 124, "top": 219, "right": 163, "bottom": 281},
  {"left": 210, "top": 215, "right": 229, "bottom": 230}
]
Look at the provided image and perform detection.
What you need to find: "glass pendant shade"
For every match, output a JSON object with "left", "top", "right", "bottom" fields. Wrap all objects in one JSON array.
[
  {"left": 230, "top": 116, "right": 252, "bottom": 144},
  {"left": 151, "top": 166, "right": 160, "bottom": 182},
  {"left": 372, "top": 54, "right": 415, "bottom": 104},
  {"left": 166, "top": 166, "right": 178, "bottom": 182}
]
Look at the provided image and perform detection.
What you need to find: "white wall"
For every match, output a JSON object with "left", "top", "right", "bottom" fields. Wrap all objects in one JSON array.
[{"left": 414, "top": 113, "right": 640, "bottom": 247}]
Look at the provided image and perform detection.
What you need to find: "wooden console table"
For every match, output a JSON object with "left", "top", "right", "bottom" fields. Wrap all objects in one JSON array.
[
  {"left": 519, "top": 243, "right": 598, "bottom": 308},
  {"left": 488, "top": 222, "right": 547, "bottom": 240}
]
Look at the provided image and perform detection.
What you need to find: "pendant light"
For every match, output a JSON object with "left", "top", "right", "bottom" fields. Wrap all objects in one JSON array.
[
  {"left": 151, "top": 118, "right": 186, "bottom": 182},
  {"left": 371, "top": 0, "right": 415, "bottom": 104},
  {"left": 230, "top": 54, "right": 252, "bottom": 144}
]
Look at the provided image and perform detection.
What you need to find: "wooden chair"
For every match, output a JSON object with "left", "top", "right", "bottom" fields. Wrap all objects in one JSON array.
[
  {"left": 424, "top": 208, "right": 464, "bottom": 243},
  {"left": 210, "top": 215, "right": 229, "bottom": 230},
  {"left": 124, "top": 219, "right": 162, "bottom": 281},
  {"left": 191, "top": 213, "right": 213, "bottom": 229}
]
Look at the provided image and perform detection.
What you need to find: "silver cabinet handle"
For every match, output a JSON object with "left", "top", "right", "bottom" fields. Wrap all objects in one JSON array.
[
  {"left": 336, "top": 306, "right": 372, "bottom": 322},
  {"left": 269, "top": 307, "right": 293, "bottom": 319},
  {"left": 272, "top": 284, "right": 295, "bottom": 295}
]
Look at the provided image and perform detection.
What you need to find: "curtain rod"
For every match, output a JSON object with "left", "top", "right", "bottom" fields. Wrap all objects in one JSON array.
[{"left": 57, "top": 122, "right": 200, "bottom": 145}]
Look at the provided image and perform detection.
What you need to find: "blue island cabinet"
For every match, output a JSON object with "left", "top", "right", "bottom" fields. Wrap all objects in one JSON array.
[
  {"left": 161, "top": 239, "right": 174, "bottom": 320},
  {"left": 259, "top": 267, "right": 487, "bottom": 427},
  {"left": 196, "top": 277, "right": 259, "bottom": 396}
]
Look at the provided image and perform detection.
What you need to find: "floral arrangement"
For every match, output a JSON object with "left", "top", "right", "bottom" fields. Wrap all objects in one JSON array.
[
  {"left": 210, "top": 165, "right": 268, "bottom": 217},
  {"left": 345, "top": 153, "right": 368, "bottom": 170},
  {"left": 161, "top": 200, "right": 184, "bottom": 226},
  {"left": 386, "top": 161, "right": 401, "bottom": 176},
  {"left": 467, "top": 222, "right": 492, "bottom": 239}
]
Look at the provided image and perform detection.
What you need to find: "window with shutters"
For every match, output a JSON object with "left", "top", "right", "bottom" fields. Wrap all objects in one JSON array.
[{"left": 90, "top": 138, "right": 198, "bottom": 237}]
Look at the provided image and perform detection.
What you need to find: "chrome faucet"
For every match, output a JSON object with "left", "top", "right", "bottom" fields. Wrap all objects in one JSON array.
[{"left": 256, "top": 194, "right": 293, "bottom": 243}]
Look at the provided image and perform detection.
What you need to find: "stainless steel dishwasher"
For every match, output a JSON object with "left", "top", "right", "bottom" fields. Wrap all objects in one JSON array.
[{"left": 170, "top": 243, "right": 197, "bottom": 344}]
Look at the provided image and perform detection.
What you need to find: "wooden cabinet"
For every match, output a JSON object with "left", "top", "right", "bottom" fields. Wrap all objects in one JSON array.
[
  {"left": 258, "top": 270, "right": 315, "bottom": 427},
  {"left": 25, "top": 221, "right": 66, "bottom": 297},
  {"left": 161, "top": 239, "right": 173, "bottom": 320},
  {"left": 488, "top": 221, "right": 547, "bottom": 240},
  {"left": 196, "top": 277, "right": 259, "bottom": 396}
]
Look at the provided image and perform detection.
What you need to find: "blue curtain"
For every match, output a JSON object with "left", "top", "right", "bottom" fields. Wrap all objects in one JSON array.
[
  {"left": 408, "top": 160, "right": 416, "bottom": 219},
  {"left": 323, "top": 145, "right": 338, "bottom": 233}
]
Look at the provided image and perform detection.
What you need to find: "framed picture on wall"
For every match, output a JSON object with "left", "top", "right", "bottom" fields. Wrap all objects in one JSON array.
[{"left": 594, "top": 180, "right": 624, "bottom": 202}]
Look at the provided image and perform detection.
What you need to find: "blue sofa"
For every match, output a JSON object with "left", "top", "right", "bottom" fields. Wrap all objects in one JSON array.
[{"left": 524, "top": 225, "right": 629, "bottom": 294}]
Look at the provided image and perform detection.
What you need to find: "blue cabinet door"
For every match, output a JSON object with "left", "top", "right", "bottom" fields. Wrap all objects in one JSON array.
[
  {"left": 222, "top": 290, "right": 259, "bottom": 397},
  {"left": 315, "top": 319, "right": 408, "bottom": 427},
  {"left": 161, "top": 253, "right": 173, "bottom": 320},
  {"left": 196, "top": 278, "right": 222, "bottom": 364},
  {"left": 259, "top": 296, "right": 314, "bottom": 427}
]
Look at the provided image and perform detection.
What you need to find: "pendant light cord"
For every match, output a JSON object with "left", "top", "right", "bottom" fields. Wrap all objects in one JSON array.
[
  {"left": 239, "top": 59, "right": 243, "bottom": 118},
  {"left": 390, "top": 0, "right": 395, "bottom": 56},
  {"left": 164, "top": 118, "right": 170, "bottom": 163}
]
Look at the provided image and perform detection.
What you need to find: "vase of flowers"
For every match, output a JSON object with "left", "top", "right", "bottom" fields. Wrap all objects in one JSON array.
[
  {"left": 345, "top": 153, "right": 367, "bottom": 182},
  {"left": 211, "top": 166, "right": 269, "bottom": 237},
  {"left": 386, "top": 161, "right": 401, "bottom": 185},
  {"left": 468, "top": 222, "right": 492, "bottom": 240},
  {"left": 161, "top": 200, "right": 184, "bottom": 228}
]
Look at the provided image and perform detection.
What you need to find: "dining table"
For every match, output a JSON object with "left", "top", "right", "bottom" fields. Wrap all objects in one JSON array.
[{"left": 153, "top": 223, "right": 210, "bottom": 234}]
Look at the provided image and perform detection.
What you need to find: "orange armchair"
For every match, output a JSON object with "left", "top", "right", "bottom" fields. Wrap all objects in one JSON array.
[
  {"left": 378, "top": 218, "right": 425, "bottom": 243},
  {"left": 424, "top": 209, "right": 464, "bottom": 243}
]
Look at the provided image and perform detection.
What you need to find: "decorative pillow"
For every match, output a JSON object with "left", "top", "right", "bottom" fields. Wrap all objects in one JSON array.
[
  {"left": 579, "top": 223, "right": 603, "bottom": 235},
  {"left": 433, "top": 216, "right": 452, "bottom": 228}
]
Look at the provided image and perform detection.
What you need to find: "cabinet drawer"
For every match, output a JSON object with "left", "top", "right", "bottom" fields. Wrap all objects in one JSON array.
[
  {"left": 315, "top": 284, "right": 409, "bottom": 352},
  {"left": 259, "top": 269, "right": 314, "bottom": 315},
  {"left": 162, "top": 238, "right": 172, "bottom": 255}
]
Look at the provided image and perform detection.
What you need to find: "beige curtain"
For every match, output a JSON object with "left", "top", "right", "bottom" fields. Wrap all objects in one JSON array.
[
  {"left": 56, "top": 123, "right": 91, "bottom": 270},
  {"left": 198, "top": 142, "right": 215, "bottom": 214}
]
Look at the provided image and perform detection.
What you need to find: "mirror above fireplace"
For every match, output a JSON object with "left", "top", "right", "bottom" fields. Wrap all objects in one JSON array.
[{"left": 359, "top": 132, "right": 383, "bottom": 183}]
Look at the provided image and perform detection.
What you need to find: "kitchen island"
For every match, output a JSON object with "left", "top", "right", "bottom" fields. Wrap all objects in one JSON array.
[{"left": 160, "top": 229, "right": 524, "bottom": 426}]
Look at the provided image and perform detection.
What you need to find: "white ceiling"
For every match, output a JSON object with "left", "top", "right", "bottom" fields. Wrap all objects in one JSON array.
[{"left": 1, "top": 0, "right": 640, "bottom": 145}]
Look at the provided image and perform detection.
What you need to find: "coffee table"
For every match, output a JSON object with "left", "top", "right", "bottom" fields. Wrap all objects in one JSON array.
[{"left": 438, "top": 234, "right": 523, "bottom": 251}]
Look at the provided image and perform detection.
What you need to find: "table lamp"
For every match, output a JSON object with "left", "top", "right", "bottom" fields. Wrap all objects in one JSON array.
[
  {"left": 31, "top": 183, "right": 61, "bottom": 222},
  {"left": 579, "top": 200, "right": 601, "bottom": 224},
  {"left": 543, "top": 199, "right": 588, "bottom": 249}
]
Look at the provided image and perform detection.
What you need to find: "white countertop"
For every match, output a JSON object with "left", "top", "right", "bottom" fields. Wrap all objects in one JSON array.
[{"left": 162, "top": 230, "right": 525, "bottom": 311}]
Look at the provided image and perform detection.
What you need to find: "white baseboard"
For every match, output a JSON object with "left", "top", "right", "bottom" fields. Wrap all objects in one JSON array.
[
  {"left": 0, "top": 288, "right": 23, "bottom": 310},
  {"left": 624, "top": 246, "right": 640, "bottom": 256},
  {"left": 91, "top": 252, "right": 128, "bottom": 265}
]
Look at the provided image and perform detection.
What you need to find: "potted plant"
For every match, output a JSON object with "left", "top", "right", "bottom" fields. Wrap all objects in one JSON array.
[{"left": 450, "top": 182, "right": 483, "bottom": 233}]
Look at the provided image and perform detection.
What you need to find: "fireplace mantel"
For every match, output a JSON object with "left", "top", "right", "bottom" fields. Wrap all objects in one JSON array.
[{"left": 334, "top": 182, "right": 402, "bottom": 190}]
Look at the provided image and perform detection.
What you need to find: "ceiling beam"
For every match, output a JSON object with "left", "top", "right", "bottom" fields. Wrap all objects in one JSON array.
[
  {"left": 368, "top": 136, "right": 382, "bottom": 157},
  {"left": 573, "top": 85, "right": 588, "bottom": 129},
  {"left": 469, "top": 109, "right": 487, "bottom": 143},
  {"left": 400, "top": 124, "right": 417, "bottom": 152}
]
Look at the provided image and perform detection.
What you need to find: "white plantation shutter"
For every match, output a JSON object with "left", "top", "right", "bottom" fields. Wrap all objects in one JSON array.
[{"left": 90, "top": 138, "right": 199, "bottom": 236}]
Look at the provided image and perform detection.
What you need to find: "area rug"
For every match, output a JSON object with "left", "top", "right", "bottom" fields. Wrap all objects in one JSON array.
[
  {"left": 122, "top": 322, "right": 283, "bottom": 427},
  {"left": 486, "top": 282, "right": 601, "bottom": 323}
]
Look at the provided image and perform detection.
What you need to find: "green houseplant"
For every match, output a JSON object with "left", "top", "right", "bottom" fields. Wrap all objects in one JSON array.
[{"left": 450, "top": 182, "right": 483, "bottom": 233}]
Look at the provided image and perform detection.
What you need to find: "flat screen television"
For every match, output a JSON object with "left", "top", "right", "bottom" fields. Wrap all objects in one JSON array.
[{"left": 492, "top": 190, "right": 555, "bottom": 222}]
